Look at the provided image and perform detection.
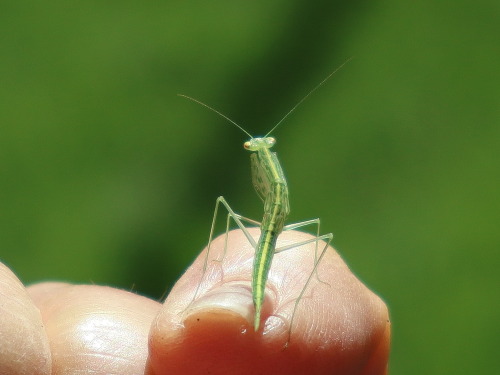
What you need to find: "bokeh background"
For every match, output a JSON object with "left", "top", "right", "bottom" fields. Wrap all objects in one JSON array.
[{"left": 1, "top": 1, "right": 498, "bottom": 374}]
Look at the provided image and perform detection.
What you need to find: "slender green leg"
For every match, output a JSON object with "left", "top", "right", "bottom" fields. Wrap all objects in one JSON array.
[
  {"left": 190, "top": 196, "right": 259, "bottom": 304},
  {"left": 272, "top": 219, "right": 333, "bottom": 344},
  {"left": 217, "top": 202, "right": 260, "bottom": 263},
  {"left": 283, "top": 234, "right": 333, "bottom": 346},
  {"left": 282, "top": 218, "right": 331, "bottom": 285}
]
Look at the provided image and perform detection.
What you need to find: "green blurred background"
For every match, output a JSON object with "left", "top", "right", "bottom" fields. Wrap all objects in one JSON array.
[{"left": 1, "top": 1, "right": 498, "bottom": 373}]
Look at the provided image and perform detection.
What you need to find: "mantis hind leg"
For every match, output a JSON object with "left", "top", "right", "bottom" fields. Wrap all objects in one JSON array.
[
  {"left": 190, "top": 196, "right": 260, "bottom": 306},
  {"left": 282, "top": 218, "right": 330, "bottom": 285},
  {"left": 283, "top": 234, "right": 333, "bottom": 347},
  {"left": 274, "top": 222, "right": 333, "bottom": 346}
]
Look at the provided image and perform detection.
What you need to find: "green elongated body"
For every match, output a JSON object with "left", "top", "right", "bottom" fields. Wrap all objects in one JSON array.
[
  {"left": 179, "top": 60, "right": 348, "bottom": 337},
  {"left": 246, "top": 139, "right": 290, "bottom": 331}
]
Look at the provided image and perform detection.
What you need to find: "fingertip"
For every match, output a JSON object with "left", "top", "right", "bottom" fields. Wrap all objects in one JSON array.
[
  {"left": 29, "top": 284, "right": 160, "bottom": 374},
  {"left": 149, "top": 229, "right": 391, "bottom": 374},
  {"left": 27, "top": 281, "right": 71, "bottom": 307},
  {"left": 361, "top": 317, "right": 391, "bottom": 375},
  {"left": 0, "top": 263, "right": 52, "bottom": 375},
  {"left": 148, "top": 307, "right": 257, "bottom": 374}
]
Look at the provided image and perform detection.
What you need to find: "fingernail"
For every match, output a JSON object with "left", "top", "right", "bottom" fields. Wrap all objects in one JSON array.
[{"left": 183, "top": 282, "right": 254, "bottom": 324}]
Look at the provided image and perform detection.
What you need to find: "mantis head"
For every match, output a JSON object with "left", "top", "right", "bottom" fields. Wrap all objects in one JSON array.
[{"left": 244, "top": 137, "right": 276, "bottom": 151}]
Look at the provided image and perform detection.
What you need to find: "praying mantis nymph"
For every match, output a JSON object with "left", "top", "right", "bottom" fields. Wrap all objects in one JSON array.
[{"left": 179, "top": 59, "right": 349, "bottom": 340}]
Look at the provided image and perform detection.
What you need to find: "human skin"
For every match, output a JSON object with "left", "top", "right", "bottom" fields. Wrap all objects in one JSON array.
[{"left": 0, "top": 229, "right": 390, "bottom": 374}]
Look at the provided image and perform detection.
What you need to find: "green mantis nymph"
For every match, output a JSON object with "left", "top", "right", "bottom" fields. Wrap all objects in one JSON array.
[{"left": 180, "top": 60, "right": 348, "bottom": 339}]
